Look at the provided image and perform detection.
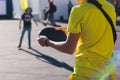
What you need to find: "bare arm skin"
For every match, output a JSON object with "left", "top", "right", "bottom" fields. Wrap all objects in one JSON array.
[
  {"left": 37, "top": 32, "right": 80, "bottom": 54},
  {"left": 19, "top": 18, "right": 22, "bottom": 30}
]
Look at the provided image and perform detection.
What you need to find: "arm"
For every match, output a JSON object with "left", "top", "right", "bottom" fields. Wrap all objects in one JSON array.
[
  {"left": 45, "top": 7, "right": 50, "bottom": 13},
  {"left": 37, "top": 6, "right": 81, "bottom": 54},
  {"left": 37, "top": 32, "right": 80, "bottom": 54},
  {"left": 45, "top": 2, "right": 52, "bottom": 13},
  {"left": 19, "top": 18, "right": 22, "bottom": 30},
  {"left": 33, "top": 18, "right": 38, "bottom": 26},
  {"left": 32, "top": 14, "right": 38, "bottom": 26}
]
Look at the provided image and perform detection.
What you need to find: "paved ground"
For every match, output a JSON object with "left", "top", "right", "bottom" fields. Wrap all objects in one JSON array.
[{"left": 0, "top": 20, "right": 120, "bottom": 80}]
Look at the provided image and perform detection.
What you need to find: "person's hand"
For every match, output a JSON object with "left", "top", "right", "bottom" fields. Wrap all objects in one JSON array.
[
  {"left": 37, "top": 36, "right": 48, "bottom": 47},
  {"left": 19, "top": 25, "right": 21, "bottom": 30}
]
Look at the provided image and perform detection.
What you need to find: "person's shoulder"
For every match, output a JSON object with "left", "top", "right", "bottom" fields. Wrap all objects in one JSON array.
[
  {"left": 30, "top": 14, "right": 33, "bottom": 18},
  {"left": 100, "top": 0, "right": 115, "bottom": 11},
  {"left": 99, "top": 0, "right": 114, "bottom": 7},
  {"left": 22, "top": 13, "right": 26, "bottom": 16},
  {"left": 23, "top": 13, "right": 26, "bottom": 15},
  {"left": 50, "top": 2, "right": 53, "bottom": 5},
  {"left": 72, "top": 3, "right": 93, "bottom": 11},
  {"left": 21, "top": 13, "right": 26, "bottom": 17},
  {"left": 104, "top": 1, "right": 115, "bottom": 8},
  {"left": 30, "top": 13, "right": 33, "bottom": 16}
]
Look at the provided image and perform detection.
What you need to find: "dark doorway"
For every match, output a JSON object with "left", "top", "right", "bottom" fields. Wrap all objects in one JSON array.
[{"left": 0, "top": 0, "right": 13, "bottom": 19}]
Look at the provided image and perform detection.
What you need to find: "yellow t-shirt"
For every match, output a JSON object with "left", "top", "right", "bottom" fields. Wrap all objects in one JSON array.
[
  {"left": 68, "top": 0, "right": 116, "bottom": 58},
  {"left": 68, "top": 0, "right": 116, "bottom": 79}
]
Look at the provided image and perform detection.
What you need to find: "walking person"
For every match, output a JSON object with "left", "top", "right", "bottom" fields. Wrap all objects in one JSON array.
[
  {"left": 43, "top": 0, "right": 57, "bottom": 26},
  {"left": 18, "top": 7, "right": 38, "bottom": 49},
  {"left": 37, "top": 0, "right": 117, "bottom": 80},
  {"left": 68, "top": 0, "right": 73, "bottom": 18},
  {"left": 115, "top": 0, "right": 120, "bottom": 16}
]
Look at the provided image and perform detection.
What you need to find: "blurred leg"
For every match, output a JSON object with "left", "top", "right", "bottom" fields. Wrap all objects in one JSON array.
[
  {"left": 49, "top": 13, "right": 55, "bottom": 25},
  {"left": 18, "top": 27, "right": 26, "bottom": 47},
  {"left": 27, "top": 26, "right": 32, "bottom": 48}
]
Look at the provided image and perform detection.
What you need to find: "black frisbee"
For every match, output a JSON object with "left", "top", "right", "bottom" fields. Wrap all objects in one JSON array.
[{"left": 39, "top": 27, "right": 67, "bottom": 42}]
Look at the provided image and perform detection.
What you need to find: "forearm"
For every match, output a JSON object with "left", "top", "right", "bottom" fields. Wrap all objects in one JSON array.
[
  {"left": 33, "top": 18, "right": 38, "bottom": 25},
  {"left": 37, "top": 33, "right": 80, "bottom": 55},
  {"left": 47, "top": 40, "right": 75, "bottom": 54},
  {"left": 45, "top": 8, "right": 50, "bottom": 13},
  {"left": 19, "top": 19, "right": 22, "bottom": 29},
  {"left": 19, "top": 19, "right": 22, "bottom": 26}
]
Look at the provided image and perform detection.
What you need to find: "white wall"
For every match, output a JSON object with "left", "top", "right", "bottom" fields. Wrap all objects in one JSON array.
[
  {"left": 12, "top": 0, "right": 76, "bottom": 19},
  {"left": 39, "top": 0, "right": 76, "bottom": 20},
  {"left": 12, "top": 0, "right": 41, "bottom": 18},
  {"left": 28, "top": 0, "right": 40, "bottom": 14},
  {"left": 12, "top": 0, "right": 23, "bottom": 18},
  {"left": 0, "top": 0, "right": 7, "bottom": 15}
]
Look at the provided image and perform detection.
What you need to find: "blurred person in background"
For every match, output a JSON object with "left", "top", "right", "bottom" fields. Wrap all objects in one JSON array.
[
  {"left": 68, "top": 0, "right": 73, "bottom": 19},
  {"left": 43, "top": 0, "right": 57, "bottom": 26}
]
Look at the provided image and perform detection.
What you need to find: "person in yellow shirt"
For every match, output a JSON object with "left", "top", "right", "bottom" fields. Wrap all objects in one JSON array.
[{"left": 37, "top": 0, "right": 117, "bottom": 80}]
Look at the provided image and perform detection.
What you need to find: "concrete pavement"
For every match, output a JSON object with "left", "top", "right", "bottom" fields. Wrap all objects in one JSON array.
[
  {"left": 0, "top": 20, "right": 73, "bottom": 80},
  {"left": 0, "top": 20, "right": 120, "bottom": 80}
]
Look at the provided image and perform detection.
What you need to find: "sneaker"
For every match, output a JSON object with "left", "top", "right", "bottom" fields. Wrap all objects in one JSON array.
[
  {"left": 28, "top": 46, "right": 32, "bottom": 49},
  {"left": 17, "top": 45, "right": 21, "bottom": 48},
  {"left": 17, "top": 46, "right": 21, "bottom": 50}
]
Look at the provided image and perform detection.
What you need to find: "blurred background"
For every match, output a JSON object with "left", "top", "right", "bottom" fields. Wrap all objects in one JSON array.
[{"left": 0, "top": 0, "right": 119, "bottom": 20}]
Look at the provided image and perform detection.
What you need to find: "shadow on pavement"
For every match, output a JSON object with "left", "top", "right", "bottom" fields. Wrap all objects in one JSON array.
[{"left": 19, "top": 48, "right": 73, "bottom": 72}]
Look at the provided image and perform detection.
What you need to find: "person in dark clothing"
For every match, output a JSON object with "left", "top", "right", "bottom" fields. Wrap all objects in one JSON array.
[
  {"left": 115, "top": 2, "right": 120, "bottom": 16},
  {"left": 18, "top": 7, "right": 38, "bottom": 49},
  {"left": 43, "top": 7, "right": 49, "bottom": 20},
  {"left": 43, "top": 0, "right": 57, "bottom": 26},
  {"left": 68, "top": 0, "right": 73, "bottom": 18}
]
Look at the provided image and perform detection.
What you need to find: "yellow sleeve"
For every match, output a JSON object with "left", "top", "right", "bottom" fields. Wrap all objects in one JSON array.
[{"left": 67, "top": 6, "right": 82, "bottom": 33}]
